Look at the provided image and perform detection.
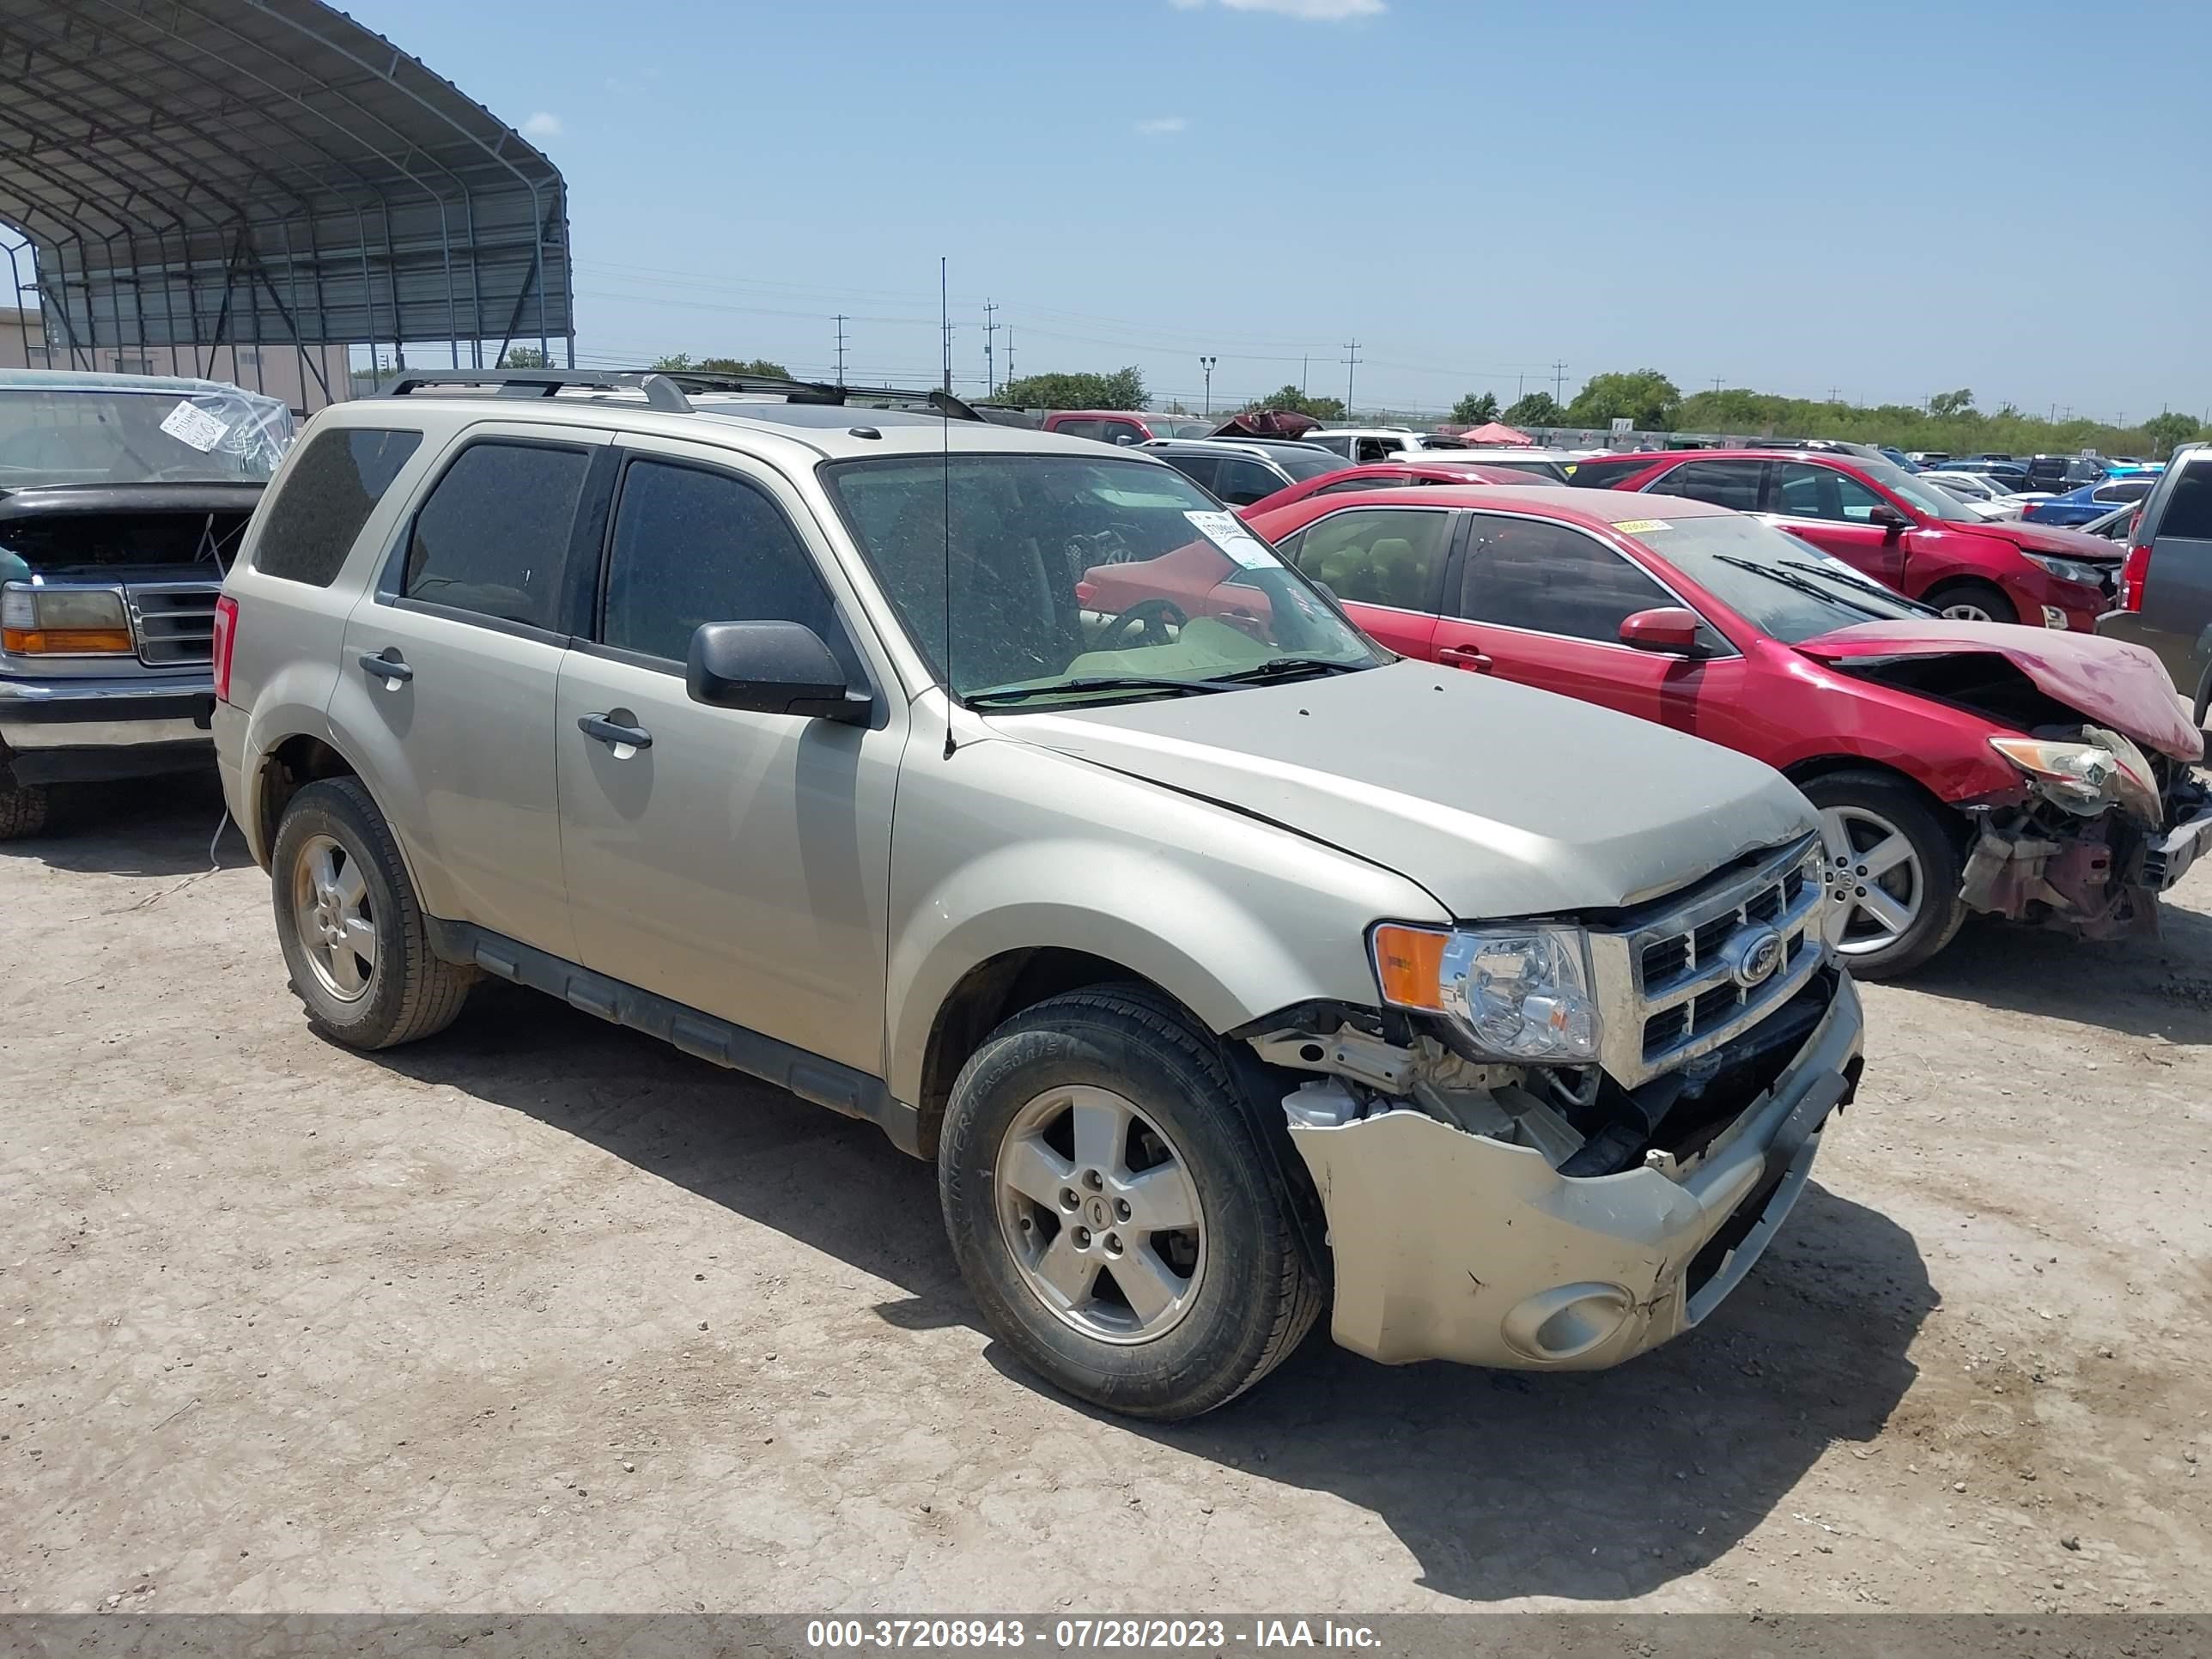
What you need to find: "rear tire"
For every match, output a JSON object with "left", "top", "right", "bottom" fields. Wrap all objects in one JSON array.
[
  {"left": 270, "top": 776, "right": 473, "bottom": 1048},
  {"left": 0, "top": 773, "right": 51, "bottom": 841},
  {"left": 1801, "top": 769, "right": 1966, "bottom": 980},
  {"left": 1925, "top": 580, "right": 2019, "bottom": 625},
  {"left": 939, "top": 987, "right": 1322, "bottom": 1419}
]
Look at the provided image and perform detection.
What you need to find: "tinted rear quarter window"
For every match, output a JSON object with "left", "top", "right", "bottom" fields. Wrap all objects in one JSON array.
[
  {"left": 2155, "top": 461, "right": 2212, "bottom": 541},
  {"left": 1565, "top": 457, "right": 1650, "bottom": 489},
  {"left": 252, "top": 427, "right": 422, "bottom": 586},
  {"left": 402, "top": 441, "right": 590, "bottom": 629},
  {"left": 1653, "top": 459, "right": 1764, "bottom": 511}
]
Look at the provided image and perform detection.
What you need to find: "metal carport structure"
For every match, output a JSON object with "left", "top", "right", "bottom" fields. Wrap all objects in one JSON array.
[{"left": 0, "top": 0, "right": 574, "bottom": 408}]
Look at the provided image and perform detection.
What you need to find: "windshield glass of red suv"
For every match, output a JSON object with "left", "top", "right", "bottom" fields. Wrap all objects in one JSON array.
[
  {"left": 1633, "top": 514, "right": 1930, "bottom": 642},
  {"left": 1857, "top": 458, "right": 1980, "bottom": 523}
]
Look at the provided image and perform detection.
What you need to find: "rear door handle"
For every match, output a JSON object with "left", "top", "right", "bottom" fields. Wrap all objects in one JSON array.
[
  {"left": 358, "top": 650, "right": 413, "bottom": 685},
  {"left": 577, "top": 711, "right": 653, "bottom": 752},
  {"left": 1437, "top": 645, "right": 1492, "bottom": 672}
]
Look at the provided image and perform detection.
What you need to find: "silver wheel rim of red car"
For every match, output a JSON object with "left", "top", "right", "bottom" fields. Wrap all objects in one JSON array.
[
  {"left": 1936, "top": 598, "right": 1998, "bottom": 623},
  {"left": 994, "top": 1085, "right": 1207, "bottom": 1346},
  {"left": 1818, "top": 805, "right": 1924, "bottom": 957}
]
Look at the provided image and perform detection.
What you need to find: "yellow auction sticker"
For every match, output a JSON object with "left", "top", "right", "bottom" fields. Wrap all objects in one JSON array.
[{"left": 1611, "top": 519, "right": 1672, "bottom": 534}]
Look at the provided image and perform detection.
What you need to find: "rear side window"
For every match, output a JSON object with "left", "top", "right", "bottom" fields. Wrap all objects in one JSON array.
[
  {"left": 2156, "top": 462, "right": 2212, "bottom": 541},
  {"left": 1160, "top": 452, "right": 1220, "bottom": 494},
  {"left": 1289, "top": 507, "right": 1453, "bottom": 611},
  {"left": 1214, "top": 459, "right": 1281, "bottom": 506},
  {"left": 1565, "top": 456, "right": 1651, "bottom": 489},
  {"left": 1653, "top": 459, "right": 1763, "bottom": 511},
  {"left": 599, "top": 459, "right": 842, "bottom": 665},
  {"left": 252, "top": 428, "right": 422, "bottom": 586},
  {"left": 1052, "top": 417, "right": 1106, "bottom": 441},
  {"left": 401, "top": 441, "right": 590, "bottom": 630}
]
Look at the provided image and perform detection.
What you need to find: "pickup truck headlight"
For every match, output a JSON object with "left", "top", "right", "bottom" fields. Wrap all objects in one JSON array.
[
  {"left": 1, "top": 582, "right": 134, "bottom": 656},
  {"left": 2020, "top": 551, "right": 2112, "bottom": 588},
  {"left": 1990, "top": 732, "right": 2161, "bottom": 820},
  {"left": 1370, "top": 923, "right": 1602, "bottom": 1063}
]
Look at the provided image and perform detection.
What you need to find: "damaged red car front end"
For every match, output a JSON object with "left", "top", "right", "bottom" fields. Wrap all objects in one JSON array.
[{"left": 1796, "top": 622, "right": 2212, "bottom": 940}]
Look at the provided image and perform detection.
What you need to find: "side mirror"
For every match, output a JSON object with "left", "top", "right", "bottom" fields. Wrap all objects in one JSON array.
[
  {"left": 687, "top": 621, "right": 871, "bottom": 724},
  {"left": 1868, "top": 502, "right": 1911, "bottom": 538},
  {"left": 1618, "top": 606, "right": 1710, "bottom": 656}
]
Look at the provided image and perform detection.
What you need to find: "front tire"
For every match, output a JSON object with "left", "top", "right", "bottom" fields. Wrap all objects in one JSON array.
[
  {"left": 939, "top": 988, "right": 1322, "bottom": 1419},
  {"left": 0, "top": 771, "right": 51, "bottom": 841},
  {"left": 270, "top": 776, "right": 473, "bottom": 1048},
  {"left": 1925, "top": 580, "right": 2019, "bottom": 625},
  {"left": 1802, "top": 769, "right": 1966, "bottom": 979}
]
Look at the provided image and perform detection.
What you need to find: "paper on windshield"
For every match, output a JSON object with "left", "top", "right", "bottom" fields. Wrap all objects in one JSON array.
[
  {"left": 159, "top": 400, "right": 232, "bottom": 453},
  {"left": 1611, "top": 518, "right": 1671, "bottom": 535},
  {"left": 1183, "top": 509, "right": 1279, "bottom": 571}
]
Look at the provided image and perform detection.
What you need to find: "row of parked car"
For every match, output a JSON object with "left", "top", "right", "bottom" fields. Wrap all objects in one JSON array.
[{"left": 3, "top": 362, "right": 2205, "bottom": 1425}]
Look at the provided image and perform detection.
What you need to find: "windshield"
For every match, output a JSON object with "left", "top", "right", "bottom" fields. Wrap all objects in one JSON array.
[
  {"left": 821, "top": 453, "right": 1382, "bottom": 706},
  {"left": 1856, "top": 458, "right": 1978, "bottom": 522},
  {"left": 1150, "top": 418, "right": 1218, "bottom": 440},
  {"left": 1632, "top": 513, "right": 1929, "bottom": 643},
  {"left": 0, "top": 386, "right": 291, "bottom": 485}
]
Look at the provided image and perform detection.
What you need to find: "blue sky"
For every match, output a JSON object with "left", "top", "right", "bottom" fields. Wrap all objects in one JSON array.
[{"left": 350, "top": 0, "right": 2209, "bottom": 422}]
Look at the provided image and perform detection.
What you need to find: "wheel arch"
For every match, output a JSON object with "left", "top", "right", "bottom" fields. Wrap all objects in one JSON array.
[
  {"left": 1783, "top": 755, "right": 1973, "bottom": 854},
  {"left": 252, "top": 732, "right": 437, "bottom": 916}
]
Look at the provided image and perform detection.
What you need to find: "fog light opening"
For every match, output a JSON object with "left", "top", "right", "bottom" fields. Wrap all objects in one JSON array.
[{"left": 1504, "top": 1282, "right": 1635, "bottom": 1362}]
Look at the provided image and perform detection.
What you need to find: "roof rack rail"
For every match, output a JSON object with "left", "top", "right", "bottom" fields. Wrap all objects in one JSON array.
[{"left": 376, "top": 367, "right": 984, "bottom": 422}]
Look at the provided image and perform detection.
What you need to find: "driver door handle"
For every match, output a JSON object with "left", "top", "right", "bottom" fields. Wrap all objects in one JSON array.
[
  {"left": 578, "top": 712, "right": 653, "bottom": 751},
  {"left": 358, "top": 650, "right": 413, "bottom": 685},
  {"left": 1437, "top": 645, "right": 1492, "bottom": 672}
]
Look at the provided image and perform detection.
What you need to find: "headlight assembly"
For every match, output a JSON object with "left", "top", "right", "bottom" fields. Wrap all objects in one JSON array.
[
  {"left": 0, "top": 582, "right": 134, "bottom": 656},
  {"left": 2021, "top": 552, "right": 2112, "bottom": 588},
  {"left": 1990, "top": 728, "right": 2161, "bottom": 820},
  {"left": 1370, "top": 923, "right": 1602, "bottom": 1063}
]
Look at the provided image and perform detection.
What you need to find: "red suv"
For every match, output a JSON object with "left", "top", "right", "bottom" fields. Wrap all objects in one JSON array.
[
  {"left": 1589, "top": 448, "right": 2125, "bottom": 634},
  {"left": 1245, "top": 485, "right": 2209, "bottom": 975}
]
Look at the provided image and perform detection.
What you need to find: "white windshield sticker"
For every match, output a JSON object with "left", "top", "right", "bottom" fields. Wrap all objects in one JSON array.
[
  {"left": 160, "top": 400, "right": 231, "bottom": 453},
  {"left": 1183, "top": 509, "right": 1279, "bottom": 571}
]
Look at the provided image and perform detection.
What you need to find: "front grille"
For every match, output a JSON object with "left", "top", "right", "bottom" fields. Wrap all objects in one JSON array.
[
  {"left": 125, "top": 581, "right": 220, "bottom": 666},
  {"left": 1588, "top": 833, "right": 1829, "bottom": 1089}
]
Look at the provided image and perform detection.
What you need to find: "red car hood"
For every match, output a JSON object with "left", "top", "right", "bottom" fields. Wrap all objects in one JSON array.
[
  {"left": 1941, "top": 516, "right": 2120, "bottom": 560},
  {"left": 1795, "top": 620, "right": 2203, "bottom": 761}
]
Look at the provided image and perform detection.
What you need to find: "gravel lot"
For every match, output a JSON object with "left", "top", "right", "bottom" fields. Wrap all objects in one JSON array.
[{"left": 4, "top": 776, "right": 2209, "bottom": 1615}]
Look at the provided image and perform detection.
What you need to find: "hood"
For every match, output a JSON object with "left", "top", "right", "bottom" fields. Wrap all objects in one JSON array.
[
  {"left": 1795, "top": 620, "right": 2202, "bottom": 761},
  {"left": 1941, "top": 515, "right": 2120, "bottom": 561},
  {"left": 988, "top": 659, "right": 1816, "bottom": 917}
]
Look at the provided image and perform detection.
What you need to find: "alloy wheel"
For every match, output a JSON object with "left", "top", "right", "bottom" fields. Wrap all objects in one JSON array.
[
  {"left": 1938, "top": 599, "right": 1996, "bottom": 622},
  {"left": 994, "top": 1084, "right": 1206, "bottom": 1345},
  {"left": 290, "top": 833, "right": 378, "bottom": 1001},
  {"left": 1819, "top": 805, "right": 1924, "bottom": 957}
]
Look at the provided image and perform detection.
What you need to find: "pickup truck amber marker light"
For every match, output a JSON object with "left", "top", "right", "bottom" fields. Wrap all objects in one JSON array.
[
  {"left": 1370, "top": 923, "right": 1449, "bottom": 1012},
  {"left": 2, "top": 627, "right": 135, "bottom": 655}
]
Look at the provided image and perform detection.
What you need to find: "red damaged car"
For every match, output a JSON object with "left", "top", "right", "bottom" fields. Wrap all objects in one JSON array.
[
  {"left": 1587, "top": 448, "right": 2125, "bottom": 634},
  {"left": 1244, "top": 485, "right": 2212, "bottom": 975}
]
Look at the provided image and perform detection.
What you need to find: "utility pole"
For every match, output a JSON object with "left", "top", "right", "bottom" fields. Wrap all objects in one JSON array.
[
  {"left": 833, "top": 313, "right": 848, "bottom": 386},
  {"left": 1301, "top": 354, "right": 1308, "bottom": 397},
  {"left": 939, "top": 258, "right": 951, "bottom": 393},
  {"left": 1826, "top": 386, "right": 1841, "bottom": 404},
  {"left": 1003, "top": 327, "right": 1013, "bottom": 392},
  {"left": 1198, "top": 356, "right": 1217, "bottom": 416},
  {"left": 1341, "top": 339, "right": 1362, "bottom": 413},
  {"left": 1711, "top": 375, "right": 1724, "bottom": 394},
  {"left": 982, "top": 299, "right": 998, "bottom": 398},
  {"left": 1552, "top": 359, "right": 1568, "bottom": 404}
]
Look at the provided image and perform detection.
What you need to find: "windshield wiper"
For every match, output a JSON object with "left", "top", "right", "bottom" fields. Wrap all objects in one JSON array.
[
  {"left": 1710, "top": 555, "right": 1893, "bottom": 619},
  {"left": 963, "top": 675, "right": 1234, "bottom": 708},
  {"left": 1204, "top": 655, "right": 1368, "bottom": 684},
  {"left": 1770, "top": 558, "right": 1937, "bottom": 614}
]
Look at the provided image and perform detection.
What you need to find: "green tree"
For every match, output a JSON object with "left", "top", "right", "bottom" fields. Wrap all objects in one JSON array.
[
  {"left": 1928, "top": 387, "right": 1976, "bottom": 418},
  {"left": 2143, "top": 410, "right": 2198, "bottom": 458},
  {"left": 647, "top": 352, "right": 792, "bottom": 377},
  {"left": 1564, "top": 369, "right": 1682, "bottom": 432},
  {"left": 1451, "top": 391, "right": 1500, "bottom": 425},
  {"left": 995, "top": 367, "right": 1146, "bottom": 410},
  {"left": 498, "top": 346, "right": 550, "bottom": 368},
  {"left": 1501, "top": 391, "right": 1565, "bottom": 428},
  {"left": 1252, "top": 383, "right": 1346, "bottom": 422}
]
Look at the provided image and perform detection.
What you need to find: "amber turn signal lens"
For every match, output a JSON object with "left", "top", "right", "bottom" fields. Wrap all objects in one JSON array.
[
  {"left": 1, "top": 627, "right": 136, "bottom": 654},
  {"left": 1371, "top": 924, "right": 1449, "bottom": 1012}
]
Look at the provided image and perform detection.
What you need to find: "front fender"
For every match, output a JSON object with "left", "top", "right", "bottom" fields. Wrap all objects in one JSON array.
[{"left": 882, "top": 740, "right": 1443, "bottom": 1105}]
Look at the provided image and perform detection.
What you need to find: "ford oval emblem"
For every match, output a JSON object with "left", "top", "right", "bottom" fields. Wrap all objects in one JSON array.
[{"left": 1728, "top": 927, "right": 1784, "bottom": 989}]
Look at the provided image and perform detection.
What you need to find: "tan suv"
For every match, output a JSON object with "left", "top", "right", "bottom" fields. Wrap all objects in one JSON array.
[{"left": 214, "top": 369, "right": 1866, "bottom": 1418}]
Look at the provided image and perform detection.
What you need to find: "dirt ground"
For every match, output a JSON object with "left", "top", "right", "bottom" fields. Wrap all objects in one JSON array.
[{"left": 3, "top": 775, "right": 2209, "bottom": 1616}]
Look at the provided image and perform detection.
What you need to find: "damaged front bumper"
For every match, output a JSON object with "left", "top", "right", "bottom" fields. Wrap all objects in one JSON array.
[
  {"left": 1960, "top": 798, "right": 2212, "bottom": 937},
  {"left": 1284, "top": 973, "right": 1863, "bottom": 1370}
]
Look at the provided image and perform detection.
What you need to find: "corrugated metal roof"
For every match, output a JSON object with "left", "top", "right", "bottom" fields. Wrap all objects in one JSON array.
[{"left": 0, "top": 0, "right": 574, "bottom": 380}]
